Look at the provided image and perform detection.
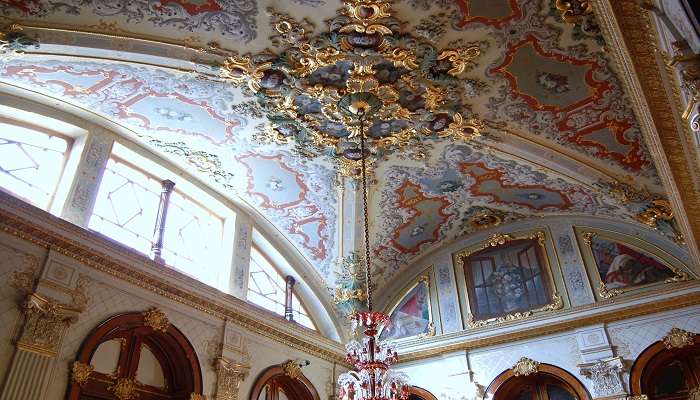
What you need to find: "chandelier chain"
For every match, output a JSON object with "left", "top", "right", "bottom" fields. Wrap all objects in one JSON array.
[{"left": 359, "top": 112, "right": 373, "bottom": 311}]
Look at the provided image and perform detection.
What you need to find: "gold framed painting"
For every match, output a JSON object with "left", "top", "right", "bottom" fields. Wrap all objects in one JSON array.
[
  {"left": 574, "top": 227, "right": 692, "bottom": 300},
  {"left": 379, "top": 267, "right": 439, "bottom": 341},
  {"left": 453, "top": 230, "right": 565, "bottom": 329}
]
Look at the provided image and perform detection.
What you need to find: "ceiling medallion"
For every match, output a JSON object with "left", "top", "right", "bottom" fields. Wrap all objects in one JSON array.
[{"left": 221, "top": 0, "right": 484, "bottom": 176}]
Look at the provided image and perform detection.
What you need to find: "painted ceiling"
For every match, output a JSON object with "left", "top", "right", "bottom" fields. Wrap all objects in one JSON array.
[{"left": 0, "top": 0, "right": 677, "bottom": 293}]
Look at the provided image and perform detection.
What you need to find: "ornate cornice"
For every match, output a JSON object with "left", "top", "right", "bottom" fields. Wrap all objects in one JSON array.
[
  {"left": 398, "top": 283, "right": 700, "bottom": 362},
  {"left": 593, "top": 0, "right": 700, "bottom": 264},
  {"left": 0, "top": 194, "right": 347, "bottom": 364}
]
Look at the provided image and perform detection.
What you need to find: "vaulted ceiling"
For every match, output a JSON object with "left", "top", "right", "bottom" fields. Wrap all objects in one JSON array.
[{"left": 0, "top": 0, "right": 673, "bottom": 294}]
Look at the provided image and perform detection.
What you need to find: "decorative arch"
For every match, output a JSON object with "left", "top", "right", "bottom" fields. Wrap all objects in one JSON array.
[
  {"left": 408, "top": 386, "right": 439, "bottom": 400},
  {"left": 629, "top": 329, "right": 700, "bottom": 398},
  {"left": 486, "top": 363, "right": 590, "bottom": 400},
  {"left": 66, "top": 310, "right": 203, "bottom": 400},
  {"left": 0, "top": 87, "right": 343, "bottom": 341},
  {"left": 249, "top": 362, "right": 320, "bottom": 400}
]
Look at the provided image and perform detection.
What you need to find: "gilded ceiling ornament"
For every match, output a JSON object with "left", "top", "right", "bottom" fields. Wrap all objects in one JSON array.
[
  {"left": 582, "top": 232, "right": 596, "bottom": 245},
  {"left": 555, "top": 0, "right": 593, "bottom": 24},
  {"left": 9, "top": 255, "right": 38, "bottom": 295},
  {"left": 662, "top": 327, "right": 695, "bottom": 349},
  {"left": 143, "top": 308, "right": 170, "bottom": 333},
  {"left": 71, "top": 361, "right": 93, "bottom": 385},
  {"left": 418, "top": 321, "right": 436, "bottom": 338},
  {"left": 511, "top": 357, "right": 540, "bottom": 377},
  {"left": 485, "top": 233, "right": 514, "bottom": 247},
  {"left": 108, "top": 378, "right": 139, "bottom": 400},
  {"left": 598, "top": 281, "right": 622, "bottom": 300},
  {"left": 636, "top": 199, "right": 674, "bottom": 228},
  {"left": 469, "top": 210, "right": 503, "bottom": 230},
  {"left": 467, "top": 311, "right": 533, "bottom": 329},
  {"left": 219, "top": 0, "right": 483, "bottom": 175},
  {"left": 282, "top": 360, "right": 303, "bottom": 379},
  {"left": 0, "top": 24, "right": 39, "bottom": 55}
]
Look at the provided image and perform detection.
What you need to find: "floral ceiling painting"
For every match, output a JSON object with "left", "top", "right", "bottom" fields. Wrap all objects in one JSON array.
[{"left": 0, "top": 0, "right": 680, "bottom": 296}]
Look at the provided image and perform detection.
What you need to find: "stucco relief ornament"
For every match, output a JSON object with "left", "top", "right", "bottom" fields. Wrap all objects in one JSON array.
[
  {"left": 662, "top": 327, "right": 695, "bottom": 349},
  {"left": 579, "top": 358, "right": 625, "bottom": 397},
  {"left": 143, "top": 308, "right": 170, "bottom": 333},
  {"left": 282, "top": 360, "right": 304, "bottom": 379},
  {"left": 511, "top": 357, "right": 540, "bottom": 377},
  {"left": 108, "top": 378, "right": 139, "bottom": 400},
  {"left": 220, "top": 0, "right": 484, "bottom": 177},
  {"left": 71, "top": 361, "right": 94, "bottom": 385}
]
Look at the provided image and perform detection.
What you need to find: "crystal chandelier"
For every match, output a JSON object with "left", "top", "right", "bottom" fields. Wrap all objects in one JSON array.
[{"left": 337, "top": 103, "right": 409, "bottom": 400}]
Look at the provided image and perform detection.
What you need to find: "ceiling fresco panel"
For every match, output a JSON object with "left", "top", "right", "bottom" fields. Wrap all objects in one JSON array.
[{"left": 0, "top": 55, "right": 339, "bottom": 278}]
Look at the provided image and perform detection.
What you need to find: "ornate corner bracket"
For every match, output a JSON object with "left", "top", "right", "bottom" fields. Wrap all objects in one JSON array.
[
  {"left": 662, "top": 327, "right": 695, "bottom": 349},
  {"left": 511, "top": 357, "right": 540, "bottom": 377},
  {"left": 282, "top": 360, "right": 304, "bottom": 379}
]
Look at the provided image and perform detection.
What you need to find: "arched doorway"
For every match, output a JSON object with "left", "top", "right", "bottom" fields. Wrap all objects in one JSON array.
[
  {"left": 66, "top": 310, "right": 202, "bottom": 399},
  {"left": 249, "top": 363, "right": 320, "bottom": 400},
  {"left": 408, "top": 386, "right": 438, "bottom": 400},
  {"left": 487, "top": 364, "right": 590, "bottom": 400},
  {"left": 630, "top": 330, "right": 700, "bottom": 399}
]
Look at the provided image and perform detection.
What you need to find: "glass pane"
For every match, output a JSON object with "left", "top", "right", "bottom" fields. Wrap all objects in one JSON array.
[
  {"left": 88, "top": 158, "right": 161, "bottom": 255},
  {"left": 247, "top": 248, "right": 316, "bottom": 330},
  {"left": 546, "top": 384, "right": 576, "bottom": 400},
  {"left": 161, "top": 190, "right": 224, "bottom": 287},
  {"left": 0, "top": 124, "right": 69, "bottom": 209}
]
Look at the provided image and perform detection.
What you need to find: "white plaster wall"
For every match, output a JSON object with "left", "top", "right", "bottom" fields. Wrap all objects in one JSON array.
[{"left": 0, "top": 230, "right": 337, "bottom": 400}]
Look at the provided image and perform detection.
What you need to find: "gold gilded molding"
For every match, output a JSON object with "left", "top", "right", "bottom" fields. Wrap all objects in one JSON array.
[
  {"left": 662, "top": 327, "right": 695, "bottom": 349},
  {"left": 470, "top": 210, "right": 503, "bottom": 231},
  {"left": 108, "top": 378, "right": 139, "bottom": 400},
  {"left": 71, "top": 361, "right": 93, "bottom": 385},
  {"left": 598, "top": 282, "right": 623, "bottom": 300},
  {"left": 597, "top": 0, "right": 700, "bottom": 262},
  {"left": 143, "top": 308, "right": 170, "bottom": 333},
  {"left": 455, "top": 230, "right": 562, "bottom": 329},
  {"left": 190, "top": 393, "right": 206, "bottom": 400},
  {"left": 282, "top": 360, "right": 303, "bottom": 379},
  {"left": 399, "top": 282, "right": 700, "bottom": 363},
  {"left": 512, "top": 357, "right": 540, "bottom": 377}
]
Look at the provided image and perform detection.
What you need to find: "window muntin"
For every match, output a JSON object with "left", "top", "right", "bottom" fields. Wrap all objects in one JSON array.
[
  {"left": 247, "top": 246, "right": 316, "bottom": 330},
  {"left": 89, "top": 143, "right": 233, "bottom": 290},
  {"left": 0, "top": 123, "right": 70, "bottom": 209},
  {"left": 89, "top": 156, "right": 162, "bottom": 254},
  {"left": 162, "top": 190, "right": 225, "bottom": 287}
]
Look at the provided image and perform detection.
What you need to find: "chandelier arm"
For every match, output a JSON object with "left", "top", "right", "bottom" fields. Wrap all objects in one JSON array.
[{"left": 359, "top": 111, "right": 373, "bottom": 312}]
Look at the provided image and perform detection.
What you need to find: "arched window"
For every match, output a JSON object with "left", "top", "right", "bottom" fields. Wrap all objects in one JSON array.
[
  {"left": 630, "top": 331, "right": 700, "bottom": 399},
  {"left": 487, "top": 364, "right": 590, "bottom": 400},
  {"left": 88, "top": 142, "right": 236, "bottom": 290},
  {"left": 249, "top": 363, "right": 320, "bottom": 400},
  {"left": 247, "top": 245, "right": 316, "bottom": 330},
  {"left": 0, "top": 118, "right": 72, "bottom": 210},
  {"left": 66, "top": 311, "right": 203, "bottom": 400}
]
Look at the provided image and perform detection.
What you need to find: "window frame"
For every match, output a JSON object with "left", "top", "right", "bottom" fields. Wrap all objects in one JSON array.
[
  {"left": 247, "top": 242, "right": 317, "bottom": 330},
  {"left": 88, "top": 141, "right": 237, "bottom": 292},
  {"left": 0, "top": 117, "right": 75, "bottom": 211}
]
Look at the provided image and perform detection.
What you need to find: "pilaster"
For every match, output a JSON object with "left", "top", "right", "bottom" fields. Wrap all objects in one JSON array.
[
  {"left": 58, "top": 127, "right": 114, "bottom": 227},
  {"left": 230, "top": 213, "right": 253, "bottom": 299}
]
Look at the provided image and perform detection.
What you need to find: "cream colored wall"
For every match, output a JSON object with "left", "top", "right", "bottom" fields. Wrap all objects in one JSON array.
[{"left": 0, "top": 226, "right": 339, "bottom": 400}]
